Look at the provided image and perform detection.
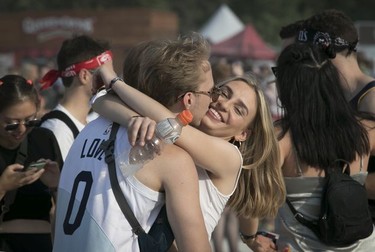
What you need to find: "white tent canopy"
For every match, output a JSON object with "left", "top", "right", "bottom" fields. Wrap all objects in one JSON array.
[{"left": 200, "top": 4, "right": 245, "bottom": 44}]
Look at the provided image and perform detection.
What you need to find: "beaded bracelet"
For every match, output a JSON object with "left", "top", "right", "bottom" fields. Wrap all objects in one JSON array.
[{"left": 107, "top": 77, "right": 123, "bottom": 92}]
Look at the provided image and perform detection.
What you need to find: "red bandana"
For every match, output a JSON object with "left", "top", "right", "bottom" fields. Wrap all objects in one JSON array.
[{"left": 40, "top": 50, "right": 113, "bottom": 90}]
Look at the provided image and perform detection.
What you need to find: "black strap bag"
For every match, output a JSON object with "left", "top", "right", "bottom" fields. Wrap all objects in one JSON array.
[
  {"left": 287, "top": 160, "right": 373, "bottom": 246},
  {"left": 100, "top": 122, "right": 174, "bottom": 252}
]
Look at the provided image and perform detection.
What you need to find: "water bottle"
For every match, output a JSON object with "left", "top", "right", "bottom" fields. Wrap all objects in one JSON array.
[{"left": 118, "top": 109, "right": 193, "bottom": 177}]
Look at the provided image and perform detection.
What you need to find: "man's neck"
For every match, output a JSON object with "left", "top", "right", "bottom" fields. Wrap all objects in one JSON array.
[
  {"left": 332, "top": 53, "right": 375, "bottom": 101},
  {"left": 60, "top": 86, "right": 91, "bottom": 125}
]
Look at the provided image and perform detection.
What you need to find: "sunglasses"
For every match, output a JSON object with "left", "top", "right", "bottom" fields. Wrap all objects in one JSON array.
[
  {"left": 4, "top": 118, "right": 41, "bottom": 131},
  {"left": 271, "top": 66, "right": 278, "bottom": 78},
  {"left": 177, "top": 86, "right": 222, "bottom": 101}
]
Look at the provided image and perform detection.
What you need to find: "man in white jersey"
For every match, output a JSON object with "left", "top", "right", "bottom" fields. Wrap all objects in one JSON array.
[
  {"left": 40, "top": 35, "right": 110, "bottom": 160},
  {"left": 53, "top": 34, "right": 214, "bottom": 251}
]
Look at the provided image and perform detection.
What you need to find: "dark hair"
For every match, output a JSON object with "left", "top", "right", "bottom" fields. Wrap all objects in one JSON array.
[
  {"left": 57, "top": 34, "right": 109, "bottom": 87},
  {"left": 279, "top": 19, "right": 305, "bottom": 40},
  {"left": 303, "top": 9, "right": 358, "bottom": 57},
  {"left": 0, "top": 74, "right": 40, "bottom": 113},
  {"left": 276, "top": 43, "right": 370, "bottom": 168}
]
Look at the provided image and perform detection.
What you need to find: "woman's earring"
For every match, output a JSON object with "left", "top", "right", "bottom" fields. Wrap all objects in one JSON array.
[{"left": 230, "top": 138, "right": 242, "bottom": 148}]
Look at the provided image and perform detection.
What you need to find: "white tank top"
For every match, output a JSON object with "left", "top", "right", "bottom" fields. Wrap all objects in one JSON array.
[{"left": 198, "top": 145, "right": 243, "bottom": 239}]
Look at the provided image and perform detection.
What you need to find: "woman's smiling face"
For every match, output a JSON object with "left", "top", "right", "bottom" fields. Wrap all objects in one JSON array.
[{"left": 198, "top": 79, "right": 258, "bottom": 141}]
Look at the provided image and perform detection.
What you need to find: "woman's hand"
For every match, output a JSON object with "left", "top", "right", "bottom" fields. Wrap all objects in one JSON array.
[
  {"left": 127, "top": 116, "right": 157, "bottom": 146},
  {"left": 246, "top": 234, "right": 278, "bottom": 252},
  {"left": 39, "top": 160, "right": 60, "bottom": 189},
  {"left": 98, "top": 59, "right": 117, "bottom": 89},
  {"left": 0, "top": 163, "right": 43, "bottom": 196}
]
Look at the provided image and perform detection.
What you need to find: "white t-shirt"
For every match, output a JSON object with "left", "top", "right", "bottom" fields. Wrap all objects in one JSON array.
[
  {"left": 40, "top": 104, "right": 85, "bottom": 160},
  {"left": 53, "top": 116, "right": 164, "bottom": 252}
]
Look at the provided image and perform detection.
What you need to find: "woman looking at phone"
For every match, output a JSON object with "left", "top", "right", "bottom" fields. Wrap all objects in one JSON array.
[{"left": 0, "top": 75, "right": 63, "bottom": 252}]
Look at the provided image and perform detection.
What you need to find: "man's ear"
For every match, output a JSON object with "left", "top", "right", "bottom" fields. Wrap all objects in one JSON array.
[
  {"left": 181, "top": 92, "right": 194, "bottom": 110},
  {"left": 78, "top": 69, "right": 91, "bottom": 85},
  {"left": 234, "top": 128, "right": 251, "bottom": 142}
]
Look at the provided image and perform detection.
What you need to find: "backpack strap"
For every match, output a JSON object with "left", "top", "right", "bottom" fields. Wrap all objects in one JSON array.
[
  {"left": 100, "top": 122, "right": 145, "bottom": 235},
  {"left": 287, "top": 145, "right": 321, "bottom": 233},
  {"left": 285, "top": 198, "right": 320, "bottom": 236},
  {"left": 0, "top": 138, "right": 28, "bottom": 224},
  {"left": 41, "top": 110, "right": 80, "bottom": 138},
  {"left": 286, "top": 159, "right": 352, "bottom": 239},
  {"left": 329, "top": 159, "right": 351, "bottom": 175}
]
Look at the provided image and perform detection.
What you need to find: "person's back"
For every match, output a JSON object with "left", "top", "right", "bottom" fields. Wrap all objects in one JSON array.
[
  {"left": 301, "top": 8, "right": 375, "bottom": 224},
  {"left": 53, "top": 116, "right": 208, "bottom": 251},
  {"left": 40, "top": 35, "right": 110, "bottom": 160},
  {"left": 274, "top": 43, "right": 375, "bottom": 251}
]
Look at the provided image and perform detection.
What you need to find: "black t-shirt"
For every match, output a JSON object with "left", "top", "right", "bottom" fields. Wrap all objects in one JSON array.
[{"left": 0, "top": 127, "right": 63, "bottom": 222}]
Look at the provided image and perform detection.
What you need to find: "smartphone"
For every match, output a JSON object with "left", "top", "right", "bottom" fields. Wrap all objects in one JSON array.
[
  {"left": 25, "top": 160, "right": 46, "bottom": 171},
  {"left": 256, "top": 231, "right": 280, "bottom": 244}
]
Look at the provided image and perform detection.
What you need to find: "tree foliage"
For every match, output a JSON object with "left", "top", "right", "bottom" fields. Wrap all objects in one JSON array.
[{"left": 1, "top": 0, "right": 375, "bottom": 46}]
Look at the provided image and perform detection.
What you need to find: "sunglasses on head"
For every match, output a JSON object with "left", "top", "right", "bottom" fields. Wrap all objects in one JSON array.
[{"left": 4, "top": 118, "right": 41, "bottom": 131}]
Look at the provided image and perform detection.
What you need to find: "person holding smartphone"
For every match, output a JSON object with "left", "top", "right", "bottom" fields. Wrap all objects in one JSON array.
[{"left": 0, "top": 75, "right": 63, "bottom": 252}]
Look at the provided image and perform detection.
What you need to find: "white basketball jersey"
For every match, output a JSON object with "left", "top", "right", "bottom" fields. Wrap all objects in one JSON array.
[{"left": 53, "top": 116, "right": 165, "bottom": 252}]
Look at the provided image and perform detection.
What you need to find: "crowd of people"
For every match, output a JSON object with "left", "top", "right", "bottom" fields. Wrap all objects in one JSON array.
[{"left": 0, "top": 8, "right": 374, "bottom": 252}]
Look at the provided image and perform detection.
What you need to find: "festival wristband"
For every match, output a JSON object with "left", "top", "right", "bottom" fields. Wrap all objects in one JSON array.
[
  {"left": 240, "top": 231, "right": 280, "bottom": 244},
  {"left": 107, "top": 77, "right": 123, "bottom": 92},
  {"left": 256, "top": 231, "right": 279, "bottom": 244}
]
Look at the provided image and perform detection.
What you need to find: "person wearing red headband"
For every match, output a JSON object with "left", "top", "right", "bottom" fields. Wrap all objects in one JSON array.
[{"left": 39, "top": 35, "right": 110, "bottom": 160}]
